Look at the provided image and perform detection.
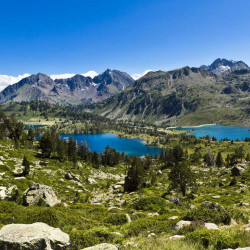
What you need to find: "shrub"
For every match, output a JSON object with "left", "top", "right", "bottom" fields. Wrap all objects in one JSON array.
[
  {"left": 186, "top": 229, "right": 244, "bottom": 249},
  {"left": 70, "top": 227, "right": 117, "bottom": 249},
  {"left": 27, "top": 208, "right": 59, "bottom": 227},
  {"left": 183, "top": 202, "right": 231, "bottom": 224},
  {"left": 133, "top": 196, "right": 167, "bottom": 212},
  {"left": 123, "top": 217, "right": 175, "bottom": 237},
  {"left": 103, "top": 213, "right": 128, "bottom": 226}
]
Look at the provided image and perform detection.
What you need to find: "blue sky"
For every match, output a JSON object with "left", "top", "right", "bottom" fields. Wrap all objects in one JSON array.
[{"left": 0, "top": 0, "right": 250, "bottom": 76}]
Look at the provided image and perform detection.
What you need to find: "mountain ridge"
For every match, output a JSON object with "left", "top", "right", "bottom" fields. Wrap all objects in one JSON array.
[
  {"left": 0, "top": 70, "right": 134, "bottom": 105},
  {"left": 94, "top": 66, "right": 250, "bottom": 126}
]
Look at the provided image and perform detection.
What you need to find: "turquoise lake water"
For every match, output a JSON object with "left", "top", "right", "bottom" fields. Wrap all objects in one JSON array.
[
  {"left": 175, "top": 125, "right": 250, "bottom": 141},
  {"left": 61, "top": 133, "right": 161, "bottom": 156}
]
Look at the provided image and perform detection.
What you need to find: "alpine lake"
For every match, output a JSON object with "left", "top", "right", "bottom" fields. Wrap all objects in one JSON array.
[{"left": 60, "top": 125, "right": 249, "bottom": 156}]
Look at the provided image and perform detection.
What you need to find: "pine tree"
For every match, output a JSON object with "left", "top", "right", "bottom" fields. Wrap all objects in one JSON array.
[
  {"left": 216, "top": 151, "right": 224, "bottom": 167},
  {"left": 168, "top": 161, "right": 195, "bottom": 196},
  {"left": 234, "top": 146, "right": 245, "bottom": 161},
  {"left": 203, "top": 151, "right": 214, "bottom": 166},
  {"left": 40, "top": 130, "right": 53, "bottom": 157},
  {"left": 28, "top": 128, "right": 35, "bottom": 142},
  {"left": 68, "top": 136, "right": 77, "bottom": 164},
  {"left": 124, "top": 157, "right": 145, "bottom": 192},
  {"left": 22, "top": 156, "right": 30, "bottom": 176},
  {"left": 173, "top": 145, "right": 183, "bottom": 162},
  {"left": 246, "top": 153, "right": 250, "bottom": 162}
]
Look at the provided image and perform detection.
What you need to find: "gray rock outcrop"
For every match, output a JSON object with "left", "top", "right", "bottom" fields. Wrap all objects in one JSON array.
[
  {"left": 0, "top": 222, "right": 70, "bottom": 249},
  {"left": 22, "top": 183, "right": 60, "bottom": 206},
  {"left": 175, "top": 220, "right": 192, "bottom": 230},
  {"left": 231, "top": 166, "right": 245, "bottom": 176},
  {"left": 81, "top": 243, "right": 118, "bottom": 250}
]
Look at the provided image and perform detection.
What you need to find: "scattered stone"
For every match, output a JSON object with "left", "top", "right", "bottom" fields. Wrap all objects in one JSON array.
[
  {"left": 169, "top": 216, "right": 178, "bottom": 220},
  {"left": 126, "top": 213, "right": 131, "bottom": 223},
  {"left": 212, "top": 195, "right": 221, "bottom": 199},
  {"left": 0, "top": 186, "right": 7, "bottom": 199},
  {"left": 0, "top": 222, "right": 70, "bottom": 249},
  {"left": 0, "top": 185, "right": 18, "bottom": 200},
  {"left": 124, "top": 242, "right": 139, "bottom": 248},
  {"left": 148, "top": 212, "right": 159, "bottom": 216},
  {"left": 241, "top": 203, "right": 250, "bottom": 206},
  {"left": 168, "top": 235, "right": 185, "bottom": 240},
  {"left": 112, "top": 232, "right": 123, "bottom": 237},
  {"left": 175, "top": 220, "right": 192, "bottom": 230},
  {"left": 81, "top": 243, "right": 118, "bottom": 250},
  {"left": 91, "top": 194, "right": 115, "bottom": 204},
  {"left": 170, "top": 196, "right": 180, "bottom": 205},
  {"left": 156, "top": 170, "right": 162, "bottom": 175},
  {"left": 65, "top": 171, "right": 81, "bottom": 182},
  {"left": 108, "top": 207, "right": 122, "bottom": 211},
  {"left": 148, "top": 233, "right": 156, "bottom": 238},
  {"left": 204, "top": 223, "right": 218, "bottom": 230},
  {"left": 22, "top": 183, "right": 60, "bottom": 207},
  {"left": 231, "top": 166, "right": 245, "bottom": 176},
  {"left": 14, "top": 177, "right": 26, "bottom": 180},
  {"left": 39, "top": 161, "right": 49, "bottom": 166},
  {"left": 87, "top": 177, "right": 97, "bottom": 184},
  {"left": 223, "top": 248, "right": 250, "bottom": 250},
  {"left": 12, "top": 166, "right": 24, "bottom": 176},
  {"left": 230, "top": 219, "right": 237, "bottom": 225},
  {"left": 113, "top": 185, "right": 122, "bottom": 190},
  {"left": 116, "top": 180, "right": 125, "bottom": 185}
]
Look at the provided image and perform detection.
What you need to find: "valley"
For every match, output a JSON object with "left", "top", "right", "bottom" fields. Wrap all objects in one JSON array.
[{"left": 0, "top": 59, "right": 249, "bottom": 250}]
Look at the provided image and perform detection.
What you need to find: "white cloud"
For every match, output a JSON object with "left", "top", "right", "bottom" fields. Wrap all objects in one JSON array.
[
  {"left": 131, "top": 70, "right": 152, "bottom": 80},
  {"left": 50, "top": 73, "right": 76, "bottom": 80},
  {"left": 82, "top": 71, "right": 99, "bottom": 78},
  {"left": 0, "top": 74, "right": 30, "bottom": 91},
  {"left": 50, "top": 71, "right": 99, "bottom": 80}
]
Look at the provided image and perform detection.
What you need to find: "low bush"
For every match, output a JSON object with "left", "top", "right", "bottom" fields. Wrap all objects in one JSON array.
[
  {"left": 186, "top": 228, "right": 250, "bottom": 249},
  {"left": 103, "top": 213, "right": 128, "bottom": 225},
  {"left": 183, "top": 202, "right": 231, "bottom": 224},
  {"left": 123, "top": 216, "right": 175, "bottom": 237},
  {"left": 70, "top": 227, "right": 119, "bottom": 249},
  {"left": 27, "top": 208, "right": 60, "bottom": 227},
  {"left": 132, "top": 196, "right": 167, "bottom": 212}
]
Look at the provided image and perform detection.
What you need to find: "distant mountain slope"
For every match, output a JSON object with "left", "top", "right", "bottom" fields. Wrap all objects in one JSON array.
[
  {"left": 0, "top": 70, "right": 134, "bottom": 105},
  {"left": 94, "top": 67, "right": 250, "bottom": 126},
  {"left": 200, "top": 58, "right": 249, "bottom": 75}
]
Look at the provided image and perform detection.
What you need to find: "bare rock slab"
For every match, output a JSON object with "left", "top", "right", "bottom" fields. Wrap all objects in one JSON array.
[
  {"left": 82, "top": 243, "right": 118, "bottom": 250},
  {"left": 22, "top": 183, "right": 60, "bottom": 207},
  {"left": 0, "top": 222, "right": 70, "bottom": 249}
]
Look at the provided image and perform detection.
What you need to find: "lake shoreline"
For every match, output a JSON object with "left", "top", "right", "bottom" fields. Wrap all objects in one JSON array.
[{"left": 169, "top": 124, "right": 217, "bottom": 129}]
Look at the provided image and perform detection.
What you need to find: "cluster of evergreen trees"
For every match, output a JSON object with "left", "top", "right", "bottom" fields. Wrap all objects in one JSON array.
[{"left": 39, "top": 129, "right": 133, "bottom": 167}]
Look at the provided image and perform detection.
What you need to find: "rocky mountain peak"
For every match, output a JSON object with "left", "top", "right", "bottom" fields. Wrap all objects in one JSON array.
[{"left": 200, "top": 58, "right": 249, "bottom": 75}]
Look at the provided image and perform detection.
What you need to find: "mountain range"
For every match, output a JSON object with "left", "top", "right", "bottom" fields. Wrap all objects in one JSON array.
[
  {"left": 0, "top": 58, "right": 249, "bottom": 126},
  {"left": 0, "top": 69, "right": 134, "bottom": 105}
]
